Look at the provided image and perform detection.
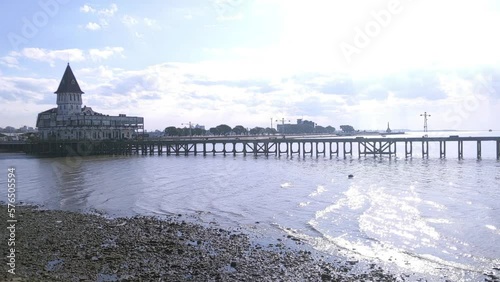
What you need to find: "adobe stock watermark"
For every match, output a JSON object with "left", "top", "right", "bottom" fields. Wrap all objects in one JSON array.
[
  {"left": 6, "top": 167, "right": 17, "bottom": 275},
  {"left": 7, "top": 0, "right": 69, "bottom": 51},
  {"left": 340, "top": 0, "right": 408, "bottom": 64}
]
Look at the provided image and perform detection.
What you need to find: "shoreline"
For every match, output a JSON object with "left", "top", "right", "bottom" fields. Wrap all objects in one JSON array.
[{"left": 0, "top": 204, "right": 401, "bottom": 281}]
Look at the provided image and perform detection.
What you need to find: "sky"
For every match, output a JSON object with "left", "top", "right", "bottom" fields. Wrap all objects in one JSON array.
[{"left": 1, "top": 0, "right": 500, "bottom": 131}]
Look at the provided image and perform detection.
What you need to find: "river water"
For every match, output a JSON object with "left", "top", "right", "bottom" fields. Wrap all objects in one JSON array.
[{"left": 1, "top": 131, "right": 499, "bottom": 281}]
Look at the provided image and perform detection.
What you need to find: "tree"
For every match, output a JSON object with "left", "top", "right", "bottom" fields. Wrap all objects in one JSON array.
[
  {"left": 249, "top": 128, "right": 258, "bottom": 135},
  {"left": 26, "top": 133, "right": 39, "bottom": 143},
  {"left": 180, "top": 127, "right": 190, "bottom": 136},
  {"left": 325, "top": 126, "right": 336, "bottom": 133},
  {"left": 314, "top": 125, "right": 326, "bottom": 134},
  {"left": 249, "top": 127, "right": 265, "bottom": 135},
  {"left": 216, "top": 124, "right": 232, "bottom": 136},
  {"left": 209, "top": 127, "right": 219, "bottom": 135},
  {"left": 192, "top": 128, "right": 205, "bottom": 136},
  {"left": 264, "top": 127, "right": 277, "bottom": 135},
  {"left": 340, "top": 125, "right": 355, "bottom": 132},
  {"left": 164, "top": 126, "right": 178, "bottom": 136},
  {"left": 232, "top": 125, "right": 247, "bottom": 135}
]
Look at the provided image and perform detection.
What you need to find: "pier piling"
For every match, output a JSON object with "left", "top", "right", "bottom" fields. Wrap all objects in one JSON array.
[
  {"left": 497, "top": 140, "right": 500, "bottom": 160},
  {"left": 405, "top": 141, "right": 412, "bottom": 158},
  {"left": 477, "top": 141, "right": 481, "bottom": 160},
  {"left": 421, "top": 140, "right": 429, "bottom": 158},
  {"left": 330, "top": 142, "right": 339, "bottom": 158},
  {"left": 439, "top": 141, "right": 446, "bottom": 158},
  {"left": 343, "top": 142, "right": 352, "bottom": 159},
  {"left": 458, "top": 140, "right": 464, "bottom": 159}
]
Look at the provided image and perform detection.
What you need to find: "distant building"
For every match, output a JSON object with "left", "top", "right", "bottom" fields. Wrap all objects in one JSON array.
[
  {"left": 36, "top": 64, "right": 144, "bottom": 141},
  {"left": 276, "top": 119, "right": 315, "bottom": 134},
  {"left": 0, "top": 126, "right": 35, "bottom": 133},
  {"left": 1, "top": 133, "right": 22, "bottom": 141},
  {"left": 148, "top": 130, "right": 164, "bottom": 138},
  {"left": 194, "top": 124, "right": 205, "bottom": 130},
  {"left": 0, "top": 133, "right": 9, "bottom": 141}
]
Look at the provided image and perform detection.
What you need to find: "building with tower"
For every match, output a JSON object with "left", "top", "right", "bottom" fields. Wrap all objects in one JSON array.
[{"left": 36, "top": 64, "right": 144, "bottom": 140}]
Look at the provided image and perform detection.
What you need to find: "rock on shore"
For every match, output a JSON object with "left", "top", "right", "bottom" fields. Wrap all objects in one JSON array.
[{"left": 0, "top": 205, "right": 399, "bottom": 281}]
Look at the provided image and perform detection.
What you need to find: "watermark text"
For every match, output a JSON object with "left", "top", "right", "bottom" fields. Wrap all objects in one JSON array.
[{"left": 6, "top": 167, "right": 17, "bottom": 275}]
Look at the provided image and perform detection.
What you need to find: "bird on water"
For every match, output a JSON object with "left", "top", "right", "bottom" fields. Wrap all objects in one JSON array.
[{"left": 348, "top": 174, "right": 354, "bottom": 179}]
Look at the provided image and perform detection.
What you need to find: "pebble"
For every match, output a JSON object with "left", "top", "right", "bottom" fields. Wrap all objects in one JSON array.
[{"left": 0, "top": 204, "right": 404, "bottom": 281}]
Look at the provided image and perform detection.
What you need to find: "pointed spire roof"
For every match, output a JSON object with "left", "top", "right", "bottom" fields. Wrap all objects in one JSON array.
[{"left": 54, "top": 64, "right": 84, "bottom": 94}]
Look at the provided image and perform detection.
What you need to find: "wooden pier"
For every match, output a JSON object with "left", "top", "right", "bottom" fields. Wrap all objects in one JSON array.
[{"left": 1, "top": 136, "right": 500, "bottom": 160}]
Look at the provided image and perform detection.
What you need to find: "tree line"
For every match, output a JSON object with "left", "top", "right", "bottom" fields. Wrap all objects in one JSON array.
[
  {"left": 164, "top": 125, "right": 278, "bottom": 136},
  {"left": 164, "top": 124, "right": 349, "bottom": 136},
  {"left": 0, "top": 126, "right": 36, "bottom": 133}
]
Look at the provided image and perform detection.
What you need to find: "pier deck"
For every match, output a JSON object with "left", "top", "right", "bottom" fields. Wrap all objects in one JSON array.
[{"left": 1, "top": 136, "right": 500, "bottom": 159}]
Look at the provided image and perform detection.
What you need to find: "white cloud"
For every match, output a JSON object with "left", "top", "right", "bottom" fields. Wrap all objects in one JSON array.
[
  {"left": 80, "top": 4, "right": 96, "bottom": 13},
  {"left": 122, "top": 15, "right": 138, "bottom": 26},
  {"left": 0, "top": 76, "right": 58, "bottom": 109},
  {"left": 75, "top": 62, "right": 351, "bottom": 128},
  {"left": 0, "top": 75, "right": 62, "bottom": 127},
  {"left": 216, "top": 13, "right": 243, "bottom": 21},
  {"left": 121, "top": 16, "right": 159, "bottom": 32},
  {"left": 143, "top": 17, "right": 156, "bottom": 26},
  {"left": 213, "top": 0, "right": 245, "bottom": 21},
  {"left": 99, "top": 18, "right": 110, "bottom": 28},
  {"left": 6, "top": 47, "right": 125, "bottom": 66},
  {"left": 79, "top": 3, "right": 117, "bottom": 16},
  {"left": 77, "top": 62, "right": 499, "bottom": 130},
  {"left": 79, "top": 65, "right": 117, "bottom": 81},
  {"left": 8, "top": 48, "right": 85, "bottom": 67},
  {"left": 89, "top": 47, "right": 125, "bottom": 61},
  {"left": 85, "top": 22, "right": 101, "bottom": 31},
  {"left": 79, "top": 4, "right": 117, "bottom": 31},
  {"left": 98, "top": 3, "right": 118, "bottom": 17},
  {"left": 0, "top": 56, "right": 20, "bottom": 68},
  {"left": 2, "top": 53, "right": 500, "bottom": 131}
]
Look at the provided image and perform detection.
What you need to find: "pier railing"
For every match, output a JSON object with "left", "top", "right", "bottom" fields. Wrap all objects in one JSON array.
[{"left": 2, "top": 136, "right": 500, "bottom": 159}]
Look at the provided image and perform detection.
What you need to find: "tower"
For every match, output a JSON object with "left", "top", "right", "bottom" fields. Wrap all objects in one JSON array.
[
  {"left": 55, "top": 64, "right": 84, "bottom": 115},
  {"left": 420, "top": 112, "right": 431, "bottom": 132}
]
